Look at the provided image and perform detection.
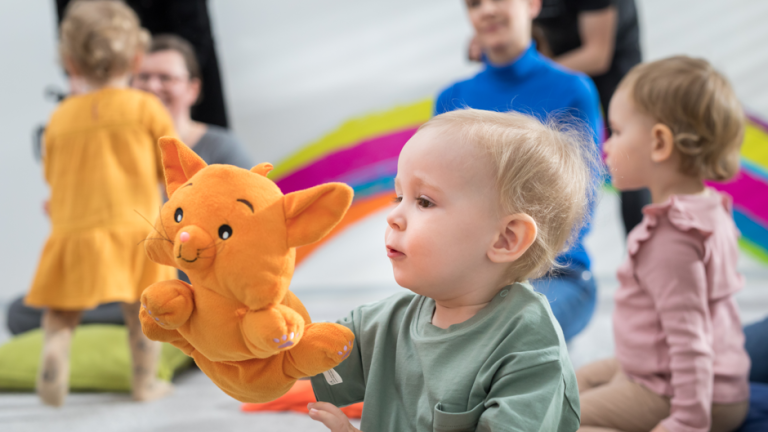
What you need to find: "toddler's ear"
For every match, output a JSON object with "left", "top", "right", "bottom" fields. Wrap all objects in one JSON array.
[
  {"left": 283, "top": 183, "right": 353, "bottom": 248},
  {"left": 650, "top": 123, "right": 675, "bottom": 163},
  {"left": 159, "top": 137, "right": 207, "bottom": 197},
  {"left": 488, "top": 214, "right": 538, "bottom": 263}
]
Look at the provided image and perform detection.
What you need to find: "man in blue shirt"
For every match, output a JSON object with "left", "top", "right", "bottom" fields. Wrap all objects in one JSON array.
[{"left": 436, "top": 0, "right": 602, "bottom": 341}]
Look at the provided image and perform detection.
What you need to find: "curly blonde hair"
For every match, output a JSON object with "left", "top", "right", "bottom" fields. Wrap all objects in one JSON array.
[
  {"left": 420, "top": 109, "right": 602, "bottom": 282},
  {"left": 59, "top": 0, "right": 150, "bottom": 85},
  {"left": 619, "top": 56, "right": 745, "bottom": 181}
]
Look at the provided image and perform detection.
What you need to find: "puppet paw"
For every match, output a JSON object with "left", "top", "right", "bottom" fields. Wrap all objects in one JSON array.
[
  {"left": 285, "top": 323, "right": 355, "bottom": 376},
  {"left": 272, "top": 332, "right": 298, "bottom": 349},
  {"left": 140, "top": 281, "right": 194, "bottom": 330},
  {"left": 315, "top": 324, "right": 355, "bottom": 368},
  {"left": 262, "top": 315, "right": 303, "bottom": 353},
  {"left": 142, "top": 304, "right": 169, "bottom": 327},
  {"left": 138, "top": 311, "right": 186, "bottom": 345},
  {"left": 242, "top": 305, "right": 305, "bottom": 356},
  {"left": 334, "top": 341, "right": 353, "bottom": 361}
]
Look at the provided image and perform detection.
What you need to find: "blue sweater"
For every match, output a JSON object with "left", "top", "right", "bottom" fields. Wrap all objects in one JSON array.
[{"left": 435, "top": 43, "right": 602, "bottom": 270}]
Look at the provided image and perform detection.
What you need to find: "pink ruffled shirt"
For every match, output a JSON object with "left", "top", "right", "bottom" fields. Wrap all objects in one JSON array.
[{"left": 613, "top": 191, "right": 750, "bottom": 432}]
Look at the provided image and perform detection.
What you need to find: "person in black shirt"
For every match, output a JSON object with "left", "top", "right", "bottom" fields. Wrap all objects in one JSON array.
[{"left": 534, "top": 0, "right": 651, "bottom": 235}]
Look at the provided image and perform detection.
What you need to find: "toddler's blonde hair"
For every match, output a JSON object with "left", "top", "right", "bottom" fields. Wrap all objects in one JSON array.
[
  {"left": 619, "top": 56, "right": 745, "bottom": 181},
  {"left": 420, "top": 109, "right": 601, "bottom": 282},
  {"left": 60, "top": 0, "right": 150, "bottom": 85}
]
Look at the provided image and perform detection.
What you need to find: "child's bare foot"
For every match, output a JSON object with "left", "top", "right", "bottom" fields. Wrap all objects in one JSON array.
[
  {"left": 132, "top": 379, "right": 174, "bottom": 402},
  {"left": 37, "top": 309, "right": 81, "bottom": 407},
  {"left": 37, "top": 348, "right": 68, "bottom": 407}
]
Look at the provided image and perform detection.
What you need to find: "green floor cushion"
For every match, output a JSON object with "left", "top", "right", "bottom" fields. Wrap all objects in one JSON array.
[{"left": 0, "top": 324, "right": 193, "bottom": 392}]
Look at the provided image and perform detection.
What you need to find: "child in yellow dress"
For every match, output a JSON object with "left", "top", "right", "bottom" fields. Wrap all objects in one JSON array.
[{"left": 25, "top": 0, "right": 176, "bottom": 406}]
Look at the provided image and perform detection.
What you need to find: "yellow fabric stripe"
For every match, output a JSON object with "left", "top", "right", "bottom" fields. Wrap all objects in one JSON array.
[
  {"left": 269, "top": 99, "right": 433, "bottom": 180},
  {"left": 742, "top": 120, "right": 768, "bottom": 169}
]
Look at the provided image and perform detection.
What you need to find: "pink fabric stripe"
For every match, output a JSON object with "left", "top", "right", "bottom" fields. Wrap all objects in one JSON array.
[
  {"left": 276, "top": 128, "right": 418, "bottom": 194},
  {"left": 335, "top": 157, "right": 398, "bottom": 186},
  {"left": 747, "top": 114, "right": 768, "bottom": 132},
  {"left": 709, "top": 169, "right": 768, "bottom": 225}
]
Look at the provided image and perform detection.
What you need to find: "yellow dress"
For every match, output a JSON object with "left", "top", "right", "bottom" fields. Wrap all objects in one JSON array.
[{"left": 25, "top": 88, "right": 177, "bottom": 310}]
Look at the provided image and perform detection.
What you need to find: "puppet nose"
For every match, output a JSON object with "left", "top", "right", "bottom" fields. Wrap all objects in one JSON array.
[{"left": 180, "top": 232, "right": 191, "bottom": 243}]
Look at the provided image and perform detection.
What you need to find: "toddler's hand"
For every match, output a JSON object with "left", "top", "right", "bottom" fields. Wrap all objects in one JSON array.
[{"left": 308, "top": 402, "right": 361, "bottom": 432}]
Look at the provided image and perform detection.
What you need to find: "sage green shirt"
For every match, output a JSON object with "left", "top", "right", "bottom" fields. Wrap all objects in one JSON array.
[{"left": 310, "top": 282, "right": 580, "bottom": 432}]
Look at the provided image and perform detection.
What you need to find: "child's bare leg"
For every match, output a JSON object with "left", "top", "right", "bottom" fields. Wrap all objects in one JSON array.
[
  {"left": 576, "top": 358, "right": 620, "bottom": 394},
  {"left": 121, "top": 302, "right": 173, "bottom": 401},
  {"left": 578, "top": 371, "right": 669, "bottom": 432},
  {"left": 37, "top": 309, "right": 81, "bottom": 407}
]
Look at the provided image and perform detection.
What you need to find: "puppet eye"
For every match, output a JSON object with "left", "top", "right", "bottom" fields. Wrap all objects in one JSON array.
[
  {"left": 218, "top": 224, "right": 232, "bottom": 240},
  {"left": 174, "top": 208, "right": 183, "bottom": 223}
]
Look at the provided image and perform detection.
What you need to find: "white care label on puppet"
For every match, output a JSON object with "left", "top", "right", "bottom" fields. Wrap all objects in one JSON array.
[{"left": 323, "top": 368, "right": 343, "bottom": 385}]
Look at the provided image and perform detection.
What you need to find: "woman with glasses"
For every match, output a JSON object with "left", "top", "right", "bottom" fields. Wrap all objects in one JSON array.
[{"left": 133, "top": 34, "right": 254, "bottom": 169}]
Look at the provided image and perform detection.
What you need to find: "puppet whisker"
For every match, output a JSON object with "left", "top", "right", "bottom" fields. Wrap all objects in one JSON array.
[
  {"left": 158, "top": 204, "right": 172, "bottom": 241},
  {"left": 200, "top": 240, "right": 225, "bottom": 252},
  {"left": 137, "top": 237, "right": 173, "bottom": 246},
  {"left": 134, "top": 209, "right": 171, "bottom": 242}
]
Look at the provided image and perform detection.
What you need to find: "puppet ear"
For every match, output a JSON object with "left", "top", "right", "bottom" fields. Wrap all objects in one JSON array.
[
  {"left": 159, "top": 136, "right": 207, "bottom": 197},
  {"left": 250, "top": 162, "right": 273, "bottom": 177},
  {"left": 284, "top": 183, "right": 353, "bottom": 248}
]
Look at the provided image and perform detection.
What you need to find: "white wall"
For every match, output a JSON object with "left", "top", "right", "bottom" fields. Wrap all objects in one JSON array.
[
  {"left": 0, "top": 1, "right": 66, "bottom": 302},
  {"left": 638, "top": 0, "right": 768, "bottom": 116},
  {"left": 208, "top": 0, "right": 478, "bottom": 164}
]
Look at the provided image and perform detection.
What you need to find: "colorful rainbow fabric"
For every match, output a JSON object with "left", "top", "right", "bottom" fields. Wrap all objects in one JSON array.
[
  {"left": 707, "top": 116, "right": 768, "bottom": 264},
  {"left": 270, "top": 99, "right": 432, "bottom": 264},
  {"left": 270, "top": 100, "right": 768, "bottom": 266}
]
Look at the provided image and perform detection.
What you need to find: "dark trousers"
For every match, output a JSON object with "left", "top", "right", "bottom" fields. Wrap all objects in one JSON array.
[
  {"left": 6, "top": 269, "right": 190, "bottom": 335},
  {"left": 620, "top": 189, "right": 652, "bottom": 235},
  {"left": 745, "top": 316, "right": 768, "bottom": 384},
  {"left": 6, "top": 296, "right": 124, "bottom": 335}
]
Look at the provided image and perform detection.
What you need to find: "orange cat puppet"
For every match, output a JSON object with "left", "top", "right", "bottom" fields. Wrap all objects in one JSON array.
[{"left": 138, "top": 137, "right": 355, "bottom": 403}]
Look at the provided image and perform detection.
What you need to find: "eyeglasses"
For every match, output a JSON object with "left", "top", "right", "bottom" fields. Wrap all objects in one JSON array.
[{"left": 133, "top": 72, "right": 188, "bottom": 86}]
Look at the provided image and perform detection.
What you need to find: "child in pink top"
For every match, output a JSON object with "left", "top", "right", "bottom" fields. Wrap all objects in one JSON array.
[{"left": 577, "top": 56, "right": 751, "bottom": 432}]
